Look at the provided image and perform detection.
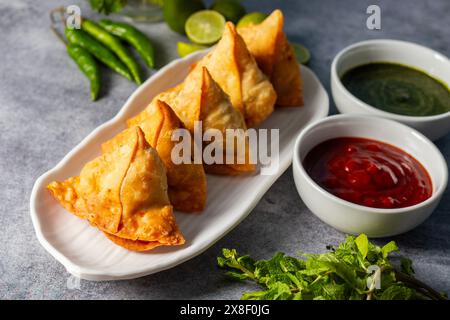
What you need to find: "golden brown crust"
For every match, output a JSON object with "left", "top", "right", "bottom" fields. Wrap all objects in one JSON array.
[
  {"left": 271, "top": 35, "right": 304, "bottom": 106},
  {"left": 47, "top": 177, "right": 87, "bottom": 220},
  {"left": 47, "top": 127, "right": 185, "bottom": 251},
  {"left": 238, "top": 10, "right": 303, "bottom": 107},
  {"left": 194, "top": 22, "right": 276, "bottom": 127},
  {"left": 157, "top": 66, "right": 255, "bottom": 175},
  {"left": 103, "top": 229, "right": 185, "bottom": 251},
  {"left": 205, "top": 163, "right": 256, "bottom": 175},
  {"left": 127, "top": 100, "right": 207, "bottom": 212}
]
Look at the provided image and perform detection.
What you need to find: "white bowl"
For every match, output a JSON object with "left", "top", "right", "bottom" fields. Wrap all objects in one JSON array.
[
  {"left": 331, "top": 39, "right": 450, "bottom": 141},
  {"left": 292, "top": 114, "right": 448, "bottom": 237}
]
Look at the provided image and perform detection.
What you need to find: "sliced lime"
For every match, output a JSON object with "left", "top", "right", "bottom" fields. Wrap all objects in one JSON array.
[
  {"left": 210, "top": 0, "right": 246, "bottom": 24},
  {"left": 292, "top": 43, "right": 311, "bottom": 65},
  {"left": 185, "top": 10, "right": 226, "bottom": 45},
  {"left": 177, "top": 42, "right": 208, "bottom": 57},
  {"left": 236, "top": 12, "right": 268, "bottom": 29}
]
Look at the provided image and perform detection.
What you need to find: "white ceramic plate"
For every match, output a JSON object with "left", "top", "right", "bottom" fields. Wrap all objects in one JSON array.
[{"left": 30, "top": 51, "right": 329, "bottom": 280}]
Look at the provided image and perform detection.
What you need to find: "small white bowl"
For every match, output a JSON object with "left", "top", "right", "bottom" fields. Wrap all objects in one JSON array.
[
  {"left": 292, "top": 114, "right": 448, "bottom": 237},
  {"left": 331, "top": 39, "right": 450, "bottom": 141}
]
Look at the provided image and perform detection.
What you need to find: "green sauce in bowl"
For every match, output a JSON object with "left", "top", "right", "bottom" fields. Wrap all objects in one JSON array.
[{"left": 341, "top": 63, "right": 450, "bottom": 117}]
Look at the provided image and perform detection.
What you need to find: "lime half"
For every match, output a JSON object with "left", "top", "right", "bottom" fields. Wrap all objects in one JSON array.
[
  {"left": 177, "top": 42, "right": 208, "bottom": 58},
  {"left": 185, "top": 10, "right": 226, "bottom": 45},
  {"left": 292, "top": 43, "right": 311, "bottom": 65},
  {"left": 236, "top": 12, "right": 268, "bottom": 29}
]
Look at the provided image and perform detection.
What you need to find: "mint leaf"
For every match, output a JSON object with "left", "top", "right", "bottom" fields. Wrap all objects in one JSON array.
[
  {"left": 266, "top": 282, "right": 294, "bottom": 300},
  {"left": 400, "top": 257, "right": 414, "bottom": 275},
  {"left": 218, "top": 248, "right": 255, "bottom": 280},
  {"left": 242, "top": 282, "right": 293, "bottom": 300},
  {"left": 380, "top": 269, "right": 396, "bottom": 289},
  {"left": 314, "top": 255, "right": 366, "bottom": 293},
  {"left": 225, "top": 271, "right": 250, "bottom": 281},
  {"left": 379, "top": 284, "right": 415, "bottom": 300},
  {"left": 241, "top": 290, "right": 269, "bottom": 300},
  {"left": 355, "top": 234, "right": 369, "bottom": 259},
  {"left": 381, "top": 241, "right": 398, "bottom": 258}
]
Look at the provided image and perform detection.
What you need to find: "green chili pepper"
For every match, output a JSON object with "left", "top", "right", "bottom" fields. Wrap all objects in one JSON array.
[
  {"left": 99, "top": 19, "right": 155, "bottom": 69},
  {"left": 65, "top": 27, "right": 133, "bottom": 82},
  {"left": 67, "top": 44, "right": 101, "bottom": 101},
  {"left": 81, "top": 19, "right": 143, "bottom": 84}
]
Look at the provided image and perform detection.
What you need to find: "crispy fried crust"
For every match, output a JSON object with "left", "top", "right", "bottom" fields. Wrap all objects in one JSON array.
[
  {"left": 47, "top": 127, "right": 185, "bottom": 251},
  {"left": 127, "top": 100, "right": 207, "bottom": 212},
  {"left": 238, "top": 10, "right": 303, "bottom": 107},
  {"left": 158, "top": 66, "right": 255, "bottom": 175},
  {"left": 194, "top": 22, "right": 277, "bottom": 127},
  {"left": 103, "top": 228, "right": 184, "bottom": 251}
]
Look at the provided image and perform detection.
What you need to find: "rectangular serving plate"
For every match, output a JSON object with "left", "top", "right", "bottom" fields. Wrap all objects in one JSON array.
[{"left": 30, "top": 51, "right": 329, "bottom": 280}]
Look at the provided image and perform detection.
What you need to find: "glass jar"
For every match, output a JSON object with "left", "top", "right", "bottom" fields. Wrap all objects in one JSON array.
[{"left": 120, "top": 0, "right": 164, "bottom": 23}]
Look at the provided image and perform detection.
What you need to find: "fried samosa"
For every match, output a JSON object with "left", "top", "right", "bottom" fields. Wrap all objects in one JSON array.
[
  {"left": 238, "top": 10, "right": 303, "bottom": 107},
  {"left": 193, "top": 22, "right": 277, "bottom": 128},
  {"left": 157, "top": 66, "right": 256, "bottom": 175},
  {"left": 47, "top": 127, "right": 185, "bottom": 251},
  {"left": 124, "top": 99, "right": 206, "bottom": 212},
  {"left": 103, "top": 232, "right": 168, "bottom": 251}
]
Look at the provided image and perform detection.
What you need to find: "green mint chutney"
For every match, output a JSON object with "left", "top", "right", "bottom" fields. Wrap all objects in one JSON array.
[{"left": 341, "top": 63, "right": 450, "bottom": 116}]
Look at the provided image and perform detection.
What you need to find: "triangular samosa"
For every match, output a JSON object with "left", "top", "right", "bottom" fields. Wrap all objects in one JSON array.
[
  {"left": 193, "top": 22, "right": 277, "bottom": 128},
  {"left": 238, "top": 10, "right": 303, "bottom": 107},
  {"left": 157, "top": 66, "right": 256, "bottom": 175},
  {"left": 47, "top": 127, "right": 184, "bottom": 251},
  {"left": 124, "top": 100, "right": 207, "bottom": 212}
]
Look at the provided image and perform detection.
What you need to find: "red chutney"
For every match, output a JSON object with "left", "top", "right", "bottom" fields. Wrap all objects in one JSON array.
[{"left": 303, "top": 137, "right": 432, "bottom": 209}]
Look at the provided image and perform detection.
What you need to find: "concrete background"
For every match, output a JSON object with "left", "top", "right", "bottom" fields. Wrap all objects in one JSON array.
[{"left": 0, "top": 0, "right": 448, "bottom": 299}]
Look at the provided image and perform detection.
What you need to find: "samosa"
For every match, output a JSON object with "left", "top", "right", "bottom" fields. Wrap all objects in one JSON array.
[
  {"left": 193, "top": 22, "right": 277, "bottom": 128},
  {"left": 157, "top": 66, "right": 255, "bottom": 175},
  {"left": 124, "top": 100, "right": 207, "bottom": 212},
  {"left": 47, "top": 127, "right": 185, "bottom": 251},
  {"left": 238, "top": 10, "right": 303, "bottom": 107}
]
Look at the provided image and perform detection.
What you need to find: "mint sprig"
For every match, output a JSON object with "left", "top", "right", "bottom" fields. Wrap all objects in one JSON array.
[{"left": 217, "top": 234, "right": 447, "bottom": 300}]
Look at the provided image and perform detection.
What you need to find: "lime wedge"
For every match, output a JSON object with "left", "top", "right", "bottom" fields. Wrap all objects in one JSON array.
[
  {"left": 210, "top": 0, "right": 246, "bottom": 24},
  {"left": 177, "top": 42, "right": 208, "bottom": 57},
  {"left": 185, "top": 10, "right": 226, "bottom": 45},
  {"left": 292, "top": 43, "right": 311, "bottom": 65},
  {"left": 236, "top": 12, "right": 268, "bottom": 28}
]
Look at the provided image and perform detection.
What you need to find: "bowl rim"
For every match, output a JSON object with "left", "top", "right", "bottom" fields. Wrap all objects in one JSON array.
[
  {"left": 331, "top": 39, "right": 450, "bottom": 122},
  {"left": 293, "top": 114, "right": 448, "bottom": 215}
]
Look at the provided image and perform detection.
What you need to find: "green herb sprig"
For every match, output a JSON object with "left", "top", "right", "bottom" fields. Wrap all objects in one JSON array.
[{"left": 218, "top": 234, "right": 446, "bottom": 300}]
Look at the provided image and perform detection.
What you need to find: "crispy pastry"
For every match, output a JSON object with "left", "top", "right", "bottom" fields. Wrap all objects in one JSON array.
[
  {"left": 125, "top": 100, "right": 207, "bottom": 212},
  {"left": 193, "top": 22, "right": 277, "bottom": 128},
  {"left": 238, "top": 10, "right": 304, "bottom": 107},
  {"left": 47, "top": 127, "right": 185, "bottom": 251},
  {"left": 157, "top": 66, "right": 256, "bottom": 175}
]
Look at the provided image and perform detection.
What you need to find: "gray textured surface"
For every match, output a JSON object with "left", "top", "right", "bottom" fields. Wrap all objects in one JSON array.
[{"left": 0, "top": 0, "right": 449, "bottom": 299}]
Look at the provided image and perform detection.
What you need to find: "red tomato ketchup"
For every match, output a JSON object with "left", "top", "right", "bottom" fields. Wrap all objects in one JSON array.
[{"left": 303, "top": 137, "right": 432, "bottom": 209}]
